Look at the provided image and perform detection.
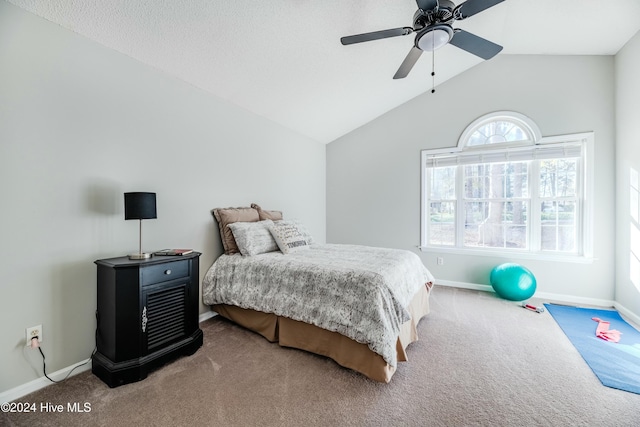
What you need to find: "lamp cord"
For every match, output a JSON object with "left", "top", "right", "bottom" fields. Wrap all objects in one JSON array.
[
  {"left": 37, "top": 311, "right": 99, "bottom": 383},
  {"left": 38, "top": 343, "right": 96, "bottom": 384}
]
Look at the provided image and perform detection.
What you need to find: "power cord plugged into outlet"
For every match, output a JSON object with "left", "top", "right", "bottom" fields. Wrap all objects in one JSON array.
[
  {"left": 28, "top": 336, "right": 60, "bottom": 383},
  {"left": 27, "top": 313, "right": 98, "bottom": 384}
]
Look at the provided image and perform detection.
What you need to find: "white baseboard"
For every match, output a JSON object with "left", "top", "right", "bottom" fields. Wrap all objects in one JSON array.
[
  {"left": 0, "top": 358, "right": 92, "bottom": 405},
  {"left": 614, "top": 302, "right": 640, "bottom": 328},
  {"left": 435, "top": 280, "right": 640, "bottom": 327},
  {"left": 436, "top": 279, "right": 495, "bottom": 293},
  {"left": 199, "top": 310, "right": 217, "bottom": 323},
  {"left": 1, "top": 312, "right": 219, "bottom": 404}
]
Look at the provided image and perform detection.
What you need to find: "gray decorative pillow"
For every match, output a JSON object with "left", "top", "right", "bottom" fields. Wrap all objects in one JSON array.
[
  {"left": 228, "top": 220, "right": 278, "bottom": 256},
  {"left": 273, "top": 219, "right": 314, "bottom": 245},
  {"left": 269, "top": 221, "right": 311, "bottom": 254},
  {"left": 285, "top": 219, "right": 314, "bottom": 245}
]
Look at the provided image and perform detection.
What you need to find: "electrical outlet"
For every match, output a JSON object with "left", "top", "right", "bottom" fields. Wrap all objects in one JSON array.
[
  {"left": 437, "top": 257, "right": 444, "bottom": 265},
  {"left": 26, "top": 324, "right": 42, "bottom": 346}
]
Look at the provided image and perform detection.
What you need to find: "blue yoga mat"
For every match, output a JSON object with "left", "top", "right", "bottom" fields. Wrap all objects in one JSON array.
[{"left": 545, "top": 304, "right": 640, "bottom": 394}]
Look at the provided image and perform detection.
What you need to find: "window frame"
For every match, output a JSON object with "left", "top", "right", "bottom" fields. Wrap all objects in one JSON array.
[{"left": 420, "top": 112, "right": 594, "bottom": 263}]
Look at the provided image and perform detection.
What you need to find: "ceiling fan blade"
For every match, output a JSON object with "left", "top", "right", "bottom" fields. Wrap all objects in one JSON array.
[
  {"left": 449, "top": 29, "right": 502, "bottom": 60},
  {"left": 416, "top": 0, "right": 439, "bottom": 12},
  {"left": 393, "top": 47, "right": 423, "bottom": 79},
  {"left": 341, "top": 27, "right": 413, "bottom": 45},
  {"left": 454, "top": 0, "right": 504, "bottom": 20}
]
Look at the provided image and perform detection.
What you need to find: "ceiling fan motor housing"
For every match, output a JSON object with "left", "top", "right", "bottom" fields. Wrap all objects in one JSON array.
[
  {"left": 414, "top": 0, "right": 455, "bottom": 29},
  {"left": 413, "top": 0, "right": 456, "bottom": 52}
]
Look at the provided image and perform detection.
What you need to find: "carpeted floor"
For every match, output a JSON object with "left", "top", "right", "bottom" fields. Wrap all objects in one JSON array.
[{"left": 3, "top": 286, "right": 640, "bottom": 426}]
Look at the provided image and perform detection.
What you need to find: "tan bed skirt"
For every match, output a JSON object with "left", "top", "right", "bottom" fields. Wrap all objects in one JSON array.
[{"left": 212, "top": 282, "right": 432, "bottom": 383}]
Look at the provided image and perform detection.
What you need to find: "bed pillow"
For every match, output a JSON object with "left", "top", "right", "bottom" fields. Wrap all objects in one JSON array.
[
  {"left": 251, "top": 203, "right": 283, "bottom": 221},
  {"left": 269, "top": 221, "right": 311, "bottom": 254},
  {"left": 284, "top": 219, "right": 314, "bottom": 245},
  {"left": 212, "top": 207, "right": 259, "bottom": 254},
  {"left": 228, "top": 220, "right": 279, "bottom": 256}
]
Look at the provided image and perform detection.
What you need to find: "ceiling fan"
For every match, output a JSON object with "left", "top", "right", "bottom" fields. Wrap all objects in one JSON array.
[{"left": 340, "top": 0, "right": 505, "bottom": 79}]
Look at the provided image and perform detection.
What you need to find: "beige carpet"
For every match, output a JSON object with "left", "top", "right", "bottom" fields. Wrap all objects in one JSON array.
[{"left": 3, "top": 286, "right": 640, "bottom": 426}]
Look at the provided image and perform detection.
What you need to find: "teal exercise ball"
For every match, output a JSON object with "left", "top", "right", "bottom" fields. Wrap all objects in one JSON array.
[{"left": 490, "top": 263, "right": 537, "bottom": 301}]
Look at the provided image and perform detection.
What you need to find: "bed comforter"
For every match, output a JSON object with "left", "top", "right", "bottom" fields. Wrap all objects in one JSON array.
[{"left": 202, "top": 244, "right": 434, "bottom": 367}]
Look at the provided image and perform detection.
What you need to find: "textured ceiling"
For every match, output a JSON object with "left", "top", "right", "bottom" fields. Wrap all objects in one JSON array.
[{"left": 7, "top": 0, "right": 640, "bottom": 143}]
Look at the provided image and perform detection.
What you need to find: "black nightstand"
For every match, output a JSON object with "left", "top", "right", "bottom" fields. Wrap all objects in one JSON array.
[{"left": 92, "top": 252, "right": 203, "bottom": 387}]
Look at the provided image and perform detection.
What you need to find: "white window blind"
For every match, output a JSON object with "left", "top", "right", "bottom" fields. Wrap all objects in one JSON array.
[{"left": 424, "top": 142, "right": 583, "bottom": 168}]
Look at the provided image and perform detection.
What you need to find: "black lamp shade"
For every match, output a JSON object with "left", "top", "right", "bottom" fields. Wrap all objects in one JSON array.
[{"left": 124, "top": 192, "right": 157, "bottom": 220}]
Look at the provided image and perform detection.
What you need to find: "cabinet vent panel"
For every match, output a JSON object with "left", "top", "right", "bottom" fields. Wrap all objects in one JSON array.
[
  {"left": 149, "top": 297, "right": 184, "bottom": 313},
  {"left": 147, "top": 285, "right": 187, "bottom": 350}
]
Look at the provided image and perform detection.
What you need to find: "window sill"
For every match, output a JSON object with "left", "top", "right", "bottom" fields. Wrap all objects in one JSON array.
[{"left": 418, "top": 246, "right": 595, "bottom": 264}]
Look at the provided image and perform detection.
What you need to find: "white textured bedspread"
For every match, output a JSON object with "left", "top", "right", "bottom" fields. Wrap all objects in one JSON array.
[{"left": 202, "top": 244, "right": 434, "bottom": 367}]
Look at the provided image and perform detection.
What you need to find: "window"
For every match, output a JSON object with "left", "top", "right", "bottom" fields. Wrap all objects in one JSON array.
[
  {"left": 421, "top": 112, "right": 593, "bottom": 260},
  {"left": 630, "top": 168, "right": 640, "bottom": 290}
]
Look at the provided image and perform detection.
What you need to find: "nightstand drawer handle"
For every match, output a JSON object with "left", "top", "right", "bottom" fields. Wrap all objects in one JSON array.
[{"left": 164, "top": 269, "right": 172, "bottom": 275}]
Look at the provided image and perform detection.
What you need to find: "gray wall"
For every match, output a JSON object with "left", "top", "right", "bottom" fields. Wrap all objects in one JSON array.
[
  {"left": 327, "top": 55, "right": 616, "bottom": 302},
  {"left": 615, "top": 31, "right": 640, "bottom": 316},
  {"left": 0, "top": 2, "right": 325, "bottom": 394}
]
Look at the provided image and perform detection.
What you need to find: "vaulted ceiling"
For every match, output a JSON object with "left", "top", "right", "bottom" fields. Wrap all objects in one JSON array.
[{"left": 7, "top": 0, "right": 640, "bottom": 143}]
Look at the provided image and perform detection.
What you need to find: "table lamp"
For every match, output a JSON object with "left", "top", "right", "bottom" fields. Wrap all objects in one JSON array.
[{"left": 124, "top": 192, "right": 157, "bottom": 259}]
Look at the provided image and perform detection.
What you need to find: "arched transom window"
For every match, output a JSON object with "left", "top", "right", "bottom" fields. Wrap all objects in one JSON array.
[{"left": 460, "top": 111, "right": 542, "bottom": 148}]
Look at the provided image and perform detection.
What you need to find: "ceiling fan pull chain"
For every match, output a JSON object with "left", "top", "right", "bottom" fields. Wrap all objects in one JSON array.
[{"left": 431, "top": 44, "right": 436, "bottom": 93}]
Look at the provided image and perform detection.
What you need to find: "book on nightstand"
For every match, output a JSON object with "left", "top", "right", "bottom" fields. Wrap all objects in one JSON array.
[{"left": 154, "top": 249, "right": 194, "bottom": 256}]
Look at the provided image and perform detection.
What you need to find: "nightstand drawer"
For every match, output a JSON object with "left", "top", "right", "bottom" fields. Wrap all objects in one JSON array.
[{"left": 141, "top": 260, "right": 189, "bottom": 286}]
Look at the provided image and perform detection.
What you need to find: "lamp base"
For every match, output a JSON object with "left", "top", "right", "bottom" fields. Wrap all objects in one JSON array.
[{"left": 128, "top": 253, "right": 152, "bottom": 260}]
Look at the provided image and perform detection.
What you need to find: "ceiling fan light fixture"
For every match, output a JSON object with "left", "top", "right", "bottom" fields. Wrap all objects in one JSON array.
[{"left": 416, "top": 25, "right": 453, "bottom": 51}]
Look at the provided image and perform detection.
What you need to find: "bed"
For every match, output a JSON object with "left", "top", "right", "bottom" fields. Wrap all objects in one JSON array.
[{"left": 202, "top": 205, "right": 435, "bottom": 382}]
